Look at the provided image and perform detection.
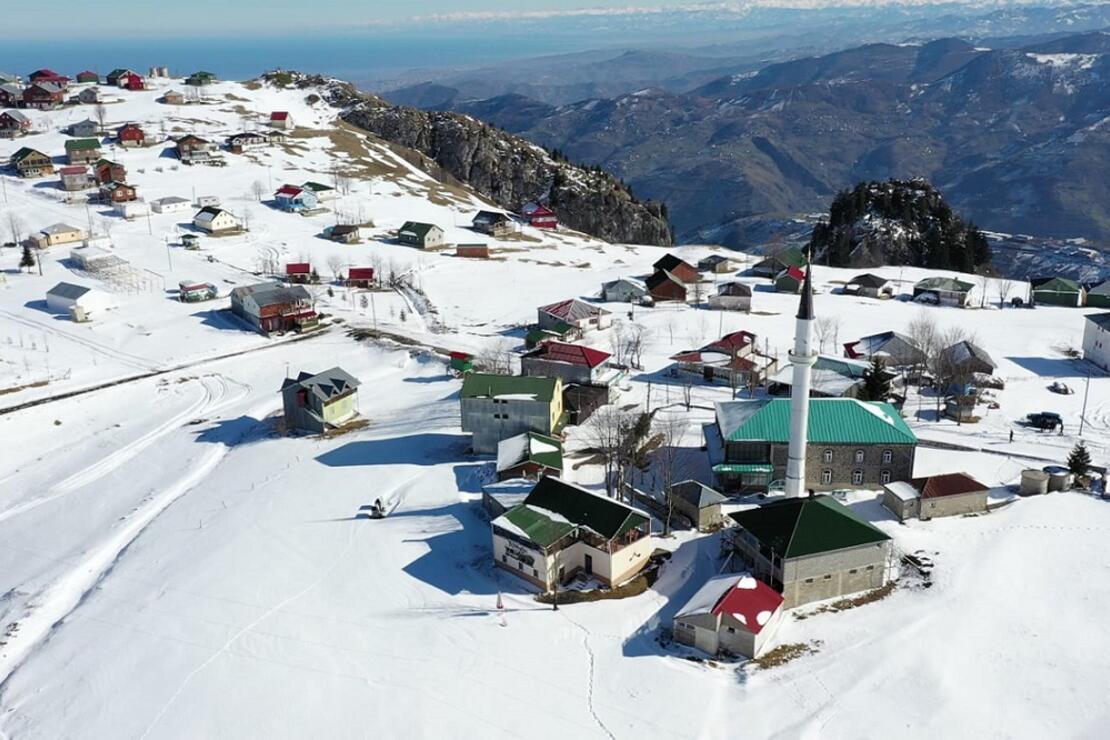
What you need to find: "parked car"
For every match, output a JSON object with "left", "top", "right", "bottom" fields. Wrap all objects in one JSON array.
[
  {"left": 1026, "top": 411, "right": 1063, "bottom": 431},
  {"left": 1049, "top": 381, "right": 1074, "bottom": 395}
]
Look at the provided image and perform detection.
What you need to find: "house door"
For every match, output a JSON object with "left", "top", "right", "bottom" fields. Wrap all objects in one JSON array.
[{"left": 584, "top": 554, "right": 593, "bottom": 576}]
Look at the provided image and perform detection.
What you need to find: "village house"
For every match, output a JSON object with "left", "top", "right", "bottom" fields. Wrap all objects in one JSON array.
[
  {"left": 344, "top": 267, "right": 375, "bottom": 288},
  {"left": 460, "top": 373, "right": 564, "bottom": 454},
  {"left": 668, "top": 480, "right": 729, "bottom": 532},
  {"left": 523, "top": 202, "right": 558, "bottom": 229},
  {"left": 698, "top": 254, "right": 736, "bottom": 274},
  {"left": 28, "top": 69, "right": 69, "bottom": 86},
  {"left": 161, "top": 90, "right": 185, "bottom": 105},
  {"left": 397, "top": 221, "right": 446, "bottom": 249},
  {"left": 122, "top": 73, "right": 145, "bottom": 91},
  {"left": 75, "top": 70, "right": 99, "bottom": 84},
  {"left": 114, "top": 200, "right": 150, "bottom": 220},
  {"left": 265, "top": 129, "right": 290, "bottom": 145},
  {"left": 1082, "top": 313, "right": 1110, "bottom": 372},
  {"left": 185, "top": 71, "right": 217, "bottom": 86},
  {"left": 646, "top": 270, "right": 689, "bottom": 303},
  {"left": 844, "top": 273, "right": 895, "bottom": 298},
  {"left": 100, "top": 181, "right": 137, "bottom": 203},
  {"left": 1031, "top": 277, "right": 1085, "bottom": 307},
  {"left": 0, "top": 83, "right": 23, "bottom": 107},
  {"left": 472, "top": 210, "right": 513, "bottom": 236},
  {"left": 730, "top": 494, "right": 893, "bottom": 608},
  {"left": 45, "top": 282, "right": 114, "bottom": 321},
  {"left": 774, "top": 266, "right": 807, "bottom": 293},
  {"left": 11, "top": 147, "right": 53, "bottom": 178},
  {"left": 69, "top": 119, "right": 100, "bottom": 137},
  {"left": 601, "top": 277, "right": 648, "bottom": 303},
  {"left": 178, "top": 281, "right": 218, "bottom": 302},
  {"left": 537, "top": 299, "right": 612, "bottom": 334},
  {"left": 1086, "top": 280, "right": 1110, "bottom": 308},
  {"left": 195, "top": 195, "right": 221, "bottom": 208},
  {"left": 708, "top": 281, "right": 753, "bottom": 312},
  {"left": 274, "top": 185, "right": 319, "bottom": 212},
  {"left": 496, "top": 431, "right": 564, "bottom": 481},
  {"left": 230, "top": 282, "right": 318, "bottom": 334},
  {"left": 670, "top": 330, "right": 778, "bottom": 388},
  {"left": 77, "top": 87, "right": 102, "bottom": 105},
  {"left": 22, "top": 82, "right": 65, "bottom": 109},
  {"left": 280, "top": 367, "right": 361, "bottom": 434},
  {"left": 842, "top": 331, "right": 923, "bottom": 368},
  {"left": 117, "top": 123, "right": 145, "bottom": 148},
  {"left": 673, "top": 574, "right": 785, "bottom": 659},
  {"left": 0, "top": 110, "right": 31, "bottom": 137},
  {"left": 269, "top": 111, "right": 294, "bottom": 130},
  {"left": 751, "top": 247, "right": 806, "bottom": 278},
  {"left": 105, "top": 69, "right": 134, "bottom": 87},
  {"left": 768, "top": 354, "right": 895, "bottom": 399},
  {"left": 653, "top": 253, "right": 699, "bottom": 284},
  {"left": 456, "top": 243, "right": 490, "bottom": 258},
  {"left": 490, "top": 476, "right": 653, "bottom": 590},
  {"left": 327, "top": 224, "right": 361, "bottom": 244},
  {"left": 65, "top": 138, "right": 101, "bottom": 165},
  {"left": 34, "top": 223, "right": 88, "bottom": 248},
  {"left": 93, "top": 158, "right": 127, "bottom": 185},
  {"left": 226, "top": 131, "right": 267, "bottom": 153},
  {"left": 707, "top": 398, "right": 917, "bottom": 492},
  {"left": 176, "top": 134, "right": 217, "bottom": 164},
  {"left": 302, "top": 181, "right": 336, "bottom": 203},
  {"left": 59, "top": 166, "right": 90, "bottom": 191},
  {"left": 150, "top": 196, "right": 192, "bottom": 214},
  {"left": 285, "top": 263, "right": 313, "bottom": 284},
  {"left": 913, "top": 276, "right": 975, "bottom": 307},
  {"left": 882, "top": 472, "right": 989, "bottom": 522},
  {"left": 192, "top": 207, "right": 241, "bottom": 234},
  {"left": 521, "top": 342, "right": 619, "bottom": 388},
  {"left": 940, "top": 340, "right": 997, "bottom": 379}
]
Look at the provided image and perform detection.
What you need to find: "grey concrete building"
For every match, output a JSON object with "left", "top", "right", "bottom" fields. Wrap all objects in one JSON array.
[
  {"left": 460, "top": 373, "right": 564, "bottom": 454},
  {"left": 729, "top": 495, "right": 893, "bottom": 608}
]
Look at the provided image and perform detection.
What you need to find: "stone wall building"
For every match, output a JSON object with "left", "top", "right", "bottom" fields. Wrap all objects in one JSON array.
[{"left": 882, "top": 472, "right": 989, "bottom": 522}]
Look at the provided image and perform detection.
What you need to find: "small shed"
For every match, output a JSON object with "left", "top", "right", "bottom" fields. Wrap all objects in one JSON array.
[
  {"left": 345, "top": 267, "right": 375, "bottom": 288},
  {"left": 178, "top": 281, "right": 218, "bottom": 302},
  {"left": 844, "top": 273, "right": 894, "bottom": 299},
  {"left": 496, "top": 432, "right": 564, "bottom": 481},
  {"left": 269, "top": 111, "right": 294, "bottom": 130},
  {"left": 449, "top": 351, "right": 474, "bottom": 374},
  {"left": 668, "top": 480, "right": 729, "bottom": 531},
  {"left": 708, "top": 281, "right": 752, "bottom": 312},
  {"left": 457, "top": 243, "right": 490, "bottom": 259},
  {"left": 882, "top": 473, "right": 989, "bottom": 521},
  {"left": 1032, "top": 277, "right": 1085, "bottom": 308},
  {"left": 327, "top": 224, "right": 361, "bottom": 243},
  {"left": 673, "top": 574, "right": 785, "bottom": 659},
  {"left": 698, "top": 254, "right": 735, "bottom": 274},
  {"left": 286, "top": 263, "right": 312, "bottom": 284}
]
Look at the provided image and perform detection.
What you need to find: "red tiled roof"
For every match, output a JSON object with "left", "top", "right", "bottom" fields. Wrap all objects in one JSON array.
[
  {"left": 843, "top": 341, "right": 862, "bottom": 359},
  {"left": 270, "top": 111, "right": 289, "bottom": 120},
  {"left": 285, "top": 262, "right": 311, "bottom": 274},
  {"left": 707, "top": 330, "right": 756, "bottom": 354},
  {"left": 59, "top": 166, "right": 87, "bottom": 175},
  {"left": 911, "top": 473, "right": 987, "bottom": 500},
  {"left": 535, "top": 341, "right": 611, "bottom": 368},
  {"left": 449, "top": 351, "right": 472, "bottom": 361},
  {"left": 276, "top": 185, "right": 302, "bottom": 196},
  {"left": 348, "top": 267, "right": 374, "bottom": 280},
  {"left": 711, "top": 576, "right": 783, "bottom": 635}
]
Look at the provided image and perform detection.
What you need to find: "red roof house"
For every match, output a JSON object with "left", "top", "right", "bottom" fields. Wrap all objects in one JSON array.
[
  {"left": 75, "top": 70, "right": 99, "bottom": 84},
  {"left": 123, "top": 72, "right": 145, "bottom": 91},
  {"left": 524, "top": 203, "right": 558, "bottom": 229},
  {"left": 707, "top": 330, "right": 757, "bottom": 356},
  {"left": 269, "top": 111, "right": 293, "bottom": 130},
  {"left": 29, "top": 69, "right": 69, "bottom": 86},
  {"left": 521, "top": 341, "right": 614, "bottom": 386},
  {"left": 345, "top": 267, "right": 375, "bottom": 288},
  {"left": 673, "top": 573, "right": 785, "bottom": 658},
  {"left": 285, "top": 262, "right": 312, "bottom": 284},
  {"left": 117, "top": 124, "right": 145, "bottom": 147}
]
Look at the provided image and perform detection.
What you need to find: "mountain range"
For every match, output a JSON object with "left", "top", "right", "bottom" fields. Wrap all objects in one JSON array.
[{"left": 416, "top": 31, "right": 1110, "bottom": 248}]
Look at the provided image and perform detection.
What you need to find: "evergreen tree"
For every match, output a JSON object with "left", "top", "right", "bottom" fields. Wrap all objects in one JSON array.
[
  {"left": 19, "top": 244, "right": 35, "bottom": 272},
  {"left": 1067, "top": 441, "right": 1091, "bottom": 479},
  {"left": 859, "top": 357, "right": 892, "bottom": 401}
]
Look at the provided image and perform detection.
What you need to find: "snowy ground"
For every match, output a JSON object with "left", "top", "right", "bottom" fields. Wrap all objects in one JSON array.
[{"left": 2, "top": 77, "right": 1110, "bottom": 739}]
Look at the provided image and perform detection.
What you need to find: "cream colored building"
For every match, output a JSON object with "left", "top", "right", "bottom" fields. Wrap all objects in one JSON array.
[{"left": 34, "top": 222, "right": 87, "bottom": 248}]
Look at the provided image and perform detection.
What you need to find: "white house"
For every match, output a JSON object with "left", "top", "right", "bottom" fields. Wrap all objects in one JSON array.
[
  {"left": 193, "top": 207, "right": 241, "bottom": 234},
  {"left": 195, "top": 195, "right": 220, "bottom": 208},
  {"left": 34, "top": 223, "right": 87, "bottom": 248},
  {"left": 1083, "top": 313, "right": 1110, "bottom": 372},
  {"left": 151, "top": 196, "right": 192, "bottom": 214},
  {"left": 45, "top": 282, "right": 115, "bottom": 320},
  {"left": 115, "top": 200, "right": 150, "bottom": 219}
]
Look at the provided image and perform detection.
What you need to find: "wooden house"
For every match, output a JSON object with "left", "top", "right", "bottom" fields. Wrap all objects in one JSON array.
[
  {"left": 117, "top": 124, "right": 145, "bottom": 148},
  {"left": 521, "top": 341, "right": 617, "bottom": 388},
  {"left": 175, "top": 134, "right": 216, "bottom": 164},
  {"left": 123, "top": 73, "right": 145, "bottom": 91},
  {"left": 269, "top": 111, "right": 294, "bottom": 130},
  {"left": 653, "top": 253, "right": 699, "bottom": 284},
  {"left": 105, "top": 68, "right": 135, "bottom": 87},
  {"left": 0, "top": 83, "right": 23, "bottom": 107},
  {"left": 398, "top": 221, "right": 446, "bottom": 249},
  {"left": 708, "top": 281, "right": 752, "bottom": 312},
  {"left": 100, "top": 181, "right": 137, "bottom": 203},
  {"left": 28, "top": 69, "right": 69, "bottom": 87},
  {"left": 327, "top": 224, "right": 361, "bottom": 243},
  {"left": 75, "top": 70, "right": 99, "bottom": 84},
  {"left": 285, "top": 262, "right": 313, "bottom": 284},
  {"left": 65, "top": 138, "right": 101, "bottom": 164},
  {"left": 472, "top": 210, "right": 512, "bottom": 236},
  {"left": 230, "top": 282, "right": 317, "bottom": 334},
  {"left": 939, "top": 340, "right": 997, "bottom": 378},
  {"left": 226, "top": 131, "right": 266, "bottom": 153},
  {"left": 59, "top": 166, "right": 91, "bottom": 191},
  {"left": 646, "top": 270, "right": 688, "bottom": 302},
  {"left": 751, "top": 247, "right": 806, "bottom": 278},
  {"left": 344, "top": 267, "right": 375, "bottom": 288},
  {"left": 11, "top": 147, "right": 53, "bottom": 177},
  {"left": 0, "top": 110, "right": 31, "bottom": 137},
  {"left": 22, "top": 82, "right": 65, "bottom": 109},
  {"left": 94, "top": 158, "right": 126, "bottom": 185},
  {"left": 537, "top": 299, "right": 612, "bottom": 334},
  {"left": 523, "top": 203, "right": 558, "bottom": 229}
]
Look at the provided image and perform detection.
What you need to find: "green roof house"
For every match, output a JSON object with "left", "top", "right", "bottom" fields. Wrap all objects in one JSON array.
[
  {"left": 752, "top": 247, "right": 807, "bottom": 278},
  {"left": 707, "top": 398, "right": 916, "bottom": 492},
  {"left": 186, "top": 71, "right": 217, "bottom": 86},
  {"left": 1087, "top": 281, "right": 1110, "bottom": 309},
  {"left": 397, "top": 221, "right": 446, "bottom": 250},
  {"left": 1032, "top": 277, "right": 1085, "bottom": 308},
  {"left": 491, "top": 476, "right": 653, "bottom": 589},
  {"left": 912, "top": 276, "right": 975, "bottom": 307},
  {"left": 461, "top": 373, "right": 564, "bottom": 454},
  {"left": 729, "top": 494, "right": 893, "bottom": 607},
  {"left": 64, "top": 137, "right": 101, "bottom": 164}
]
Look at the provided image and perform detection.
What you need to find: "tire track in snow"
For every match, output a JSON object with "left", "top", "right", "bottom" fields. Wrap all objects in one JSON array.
[
  {"left": 0, "top": 377, "right": 256, "bottom": 689},
  {"left": 0, "top": 308, "right": 159, "bottom": 372},
  {"left": 0, "top": 376, "right": 245, "bottom": 526}
]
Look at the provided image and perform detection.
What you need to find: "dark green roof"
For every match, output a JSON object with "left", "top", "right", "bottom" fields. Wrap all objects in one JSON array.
[
  {"left": 461, "top": 373, "right": 558, "bottom": 402},
  {"left": 399, "top": 221, "right": 438, "bottom": 239},
  {"left": 717, "top": 398, "right": 916, "bottom": 445},
  {"left": 65, "top": 138, "right": 100, "bottom": 151},
  {"left": 712, "top": 463, "right": 774, "bottom": 474},
  {"left": 523, "top": 476, "right": 649, "bottom": 540},
  {"left": 757, "top": 247, "right": 806, "bottom": 268},
  {"left": 1032, "top": 277, "right": 1081, "bottom": 294},
  {"left": 914, "top": 277, "right": 973, "bottom": 293},
  {"left": 11, "top": 147, "right": 48, "bottom": 162},
  {"left": 730, "top": 495, "right": 890, "bottom": 559},
  {"left": 499, "top": 504, "right": 576, "bottom": 548}
]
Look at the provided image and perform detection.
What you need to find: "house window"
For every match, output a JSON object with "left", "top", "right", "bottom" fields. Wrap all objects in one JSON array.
[
  {"left": 853, "top": 470, "right": 864, "bottom": 486},
  {"left": 824, "top": 574, "right": 832, "bottom": 580},
  {"left": 854, "top": 449, "right": 865, "bottom": 464},
  {"left": 880, "top": 470, "right": 892, "bottom": 485},
  {"left": 822, "top": 470, "right": 833, "bottom": 485},
  {"left": 867, "top": 565, "right": 874, "bottom": 570},
  {"left": 849, "top": 569, "right": 858, "bottom": 574},
  {"left": 823, "top": 449, "right": 833, "bottom": 463},
  {"left": 882, "top": 449, "right": 893, "bottom": 464},
  {"left": 532, "top": 569, "right": 538, "bottom": 577},
  {"left": 805, "top": 578, "right": 814, "bottom": 584},
  {"left": 501, "top": 554, "right": 506, "bottom": 563},
  {"left": 726, "top": 626, "right": 736, "bottom": 634}
]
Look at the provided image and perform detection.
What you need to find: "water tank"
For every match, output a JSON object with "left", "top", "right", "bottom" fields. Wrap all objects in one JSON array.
[
  {"left": 1043, "top": 466, "right": 1072, "bottom": 492},
  {"left": 1020, "top": 469, "right": 1049, "bottom": 496}
]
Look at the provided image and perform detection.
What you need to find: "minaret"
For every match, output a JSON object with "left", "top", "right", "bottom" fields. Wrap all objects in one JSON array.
[{"left": 784, "top": 264, "right": 817, "bottom": 498}]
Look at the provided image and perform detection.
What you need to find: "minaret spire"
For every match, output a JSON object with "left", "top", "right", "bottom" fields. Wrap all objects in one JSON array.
[{"left": 784, "top": 253, "right": 817, "bottom": 498}]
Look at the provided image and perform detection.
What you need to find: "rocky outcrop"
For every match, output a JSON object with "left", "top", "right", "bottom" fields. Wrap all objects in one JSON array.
[{"left": 269, "top": 72, "right": 672, "bottom": 246}]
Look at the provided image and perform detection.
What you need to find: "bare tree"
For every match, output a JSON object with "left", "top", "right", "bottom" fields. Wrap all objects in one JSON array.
[
  {"left": 250, "top": 179, "right": 265, "bottom": 202},
  {"left": 586, "top": 405, "right": 645, "bottom": 500},
  {"left": 654, "top": 413, "right": 689, "bottom": 536},
  {"left": 932, "top": 325, "right": 977, "bottom": 423},
  {"left": 326, "top": 254, "right": 345, "bottom": 281},
  {"left": 7, "top": 213, "right": 24, "bottom": 246},
  {"left": 994, "top": 277, "right": 1016, "bottom": 308},
  {"left": 94, "top": 103, "right": 107, "bottom": 130},
  {"left": 476, "top": 339, "right": 515, "bottom": 375},
  {"left": 815, "top": 315, "right": 841, "bottom": 354},
  {"left": 626, "top": 322, "right": 647, "bottom": 370}
]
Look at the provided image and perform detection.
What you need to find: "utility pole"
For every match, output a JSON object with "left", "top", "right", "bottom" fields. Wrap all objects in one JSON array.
[{"left": 1080, "top": 370, "right": 1092, "bottom": 437}]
